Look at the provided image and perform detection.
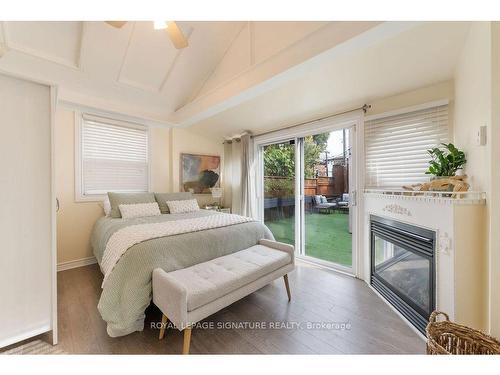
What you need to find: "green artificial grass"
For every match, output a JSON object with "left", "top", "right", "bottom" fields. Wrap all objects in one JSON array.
[{"left": 265, "top": 212, "right": 352, "bottom": 266}]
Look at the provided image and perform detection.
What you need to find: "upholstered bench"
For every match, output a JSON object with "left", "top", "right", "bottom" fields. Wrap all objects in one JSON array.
[{"left": 152, "top": 239, "right": 295, "bottom": 354}]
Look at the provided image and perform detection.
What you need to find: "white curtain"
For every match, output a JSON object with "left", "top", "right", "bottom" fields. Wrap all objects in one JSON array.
[
  {"left": 222, "top": 141, "right": 233, "bottom": 209},
  {"left": 240, "top": 133, "right": 256, "bottom": 218},
  {"left": 223, "top": 133, "right": 256, "bottom": 218}
]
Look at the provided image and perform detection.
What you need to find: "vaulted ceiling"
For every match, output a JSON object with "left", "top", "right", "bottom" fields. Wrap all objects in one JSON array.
[
  {"left": 0, "top": 21, "right": 380, "bottom": 125},
  {"left": 0, "top": 21, "right": 246, "bottom": 121},
  {"left": 189, "top": 22, "right": 471, "bottom": 138},
  {"left": 0, "top": 21, "right": 470, "bottom": 138}
]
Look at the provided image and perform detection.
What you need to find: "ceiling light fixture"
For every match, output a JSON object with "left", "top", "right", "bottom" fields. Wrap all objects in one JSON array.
[
  {"left": 153, "top": 21, "right": 168, "bottom": 30},
  {"left": 106, "top": 21, "right": 188, "bottom": 49}
]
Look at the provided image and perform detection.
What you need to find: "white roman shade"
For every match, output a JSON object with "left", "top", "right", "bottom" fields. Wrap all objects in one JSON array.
[
  {"left": 80, "top": 114, "right": 149, "bottom": 196},
  {"left": 365, "top": 104, "right": 449, "bottom": 187}
]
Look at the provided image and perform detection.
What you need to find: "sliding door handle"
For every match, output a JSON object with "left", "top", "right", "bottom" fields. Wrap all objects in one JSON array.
[{"left": 351, "top": 190, "right": 357, "bottom": 207}]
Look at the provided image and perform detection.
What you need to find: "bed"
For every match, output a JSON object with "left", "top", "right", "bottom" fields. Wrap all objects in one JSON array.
[{"left": 91, "top": 203, "right": 274, "bottom": 337}]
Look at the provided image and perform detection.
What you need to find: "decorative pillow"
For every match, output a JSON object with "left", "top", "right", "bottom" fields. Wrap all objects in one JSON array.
[
  {"left": 320, "top": 196, "right": 328, "bottom": 204},
  {"left": 154, "top": 192, "right": 193, "bottom": 214},
  {"left": 118, "top": 202, "right": 161, "bottom": 219},
  {"left": 314, "top": 195, "right": 322, "bottom": 205},
  {"left": 166, "top": 199, "right": 200, "bottom": 214},
  {"left": 102, "top": 196, "right": 111, "bottom": 216},
  {"left": 108, "top": 192, "right": 156, "bottom": 218}
]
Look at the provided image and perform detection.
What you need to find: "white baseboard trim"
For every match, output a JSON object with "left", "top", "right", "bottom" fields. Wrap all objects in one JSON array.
[
  {"left": 0, "top": 324, "right": 52, "bottom": 349},
  {"left": 57, "top": 256, "right": 97, "bottom": 272}
]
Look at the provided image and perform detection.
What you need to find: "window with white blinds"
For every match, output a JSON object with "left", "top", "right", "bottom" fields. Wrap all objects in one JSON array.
[
  {"left": 79, "top": 114, "right": 149, "bottom": 197},
  {"left": 365, "top": 104, "right": 449, "bottom": 187}
]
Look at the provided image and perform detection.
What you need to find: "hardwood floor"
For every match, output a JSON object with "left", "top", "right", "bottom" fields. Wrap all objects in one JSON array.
[{"left": 56, "top": 262, "right": 425, "bottom": 354}]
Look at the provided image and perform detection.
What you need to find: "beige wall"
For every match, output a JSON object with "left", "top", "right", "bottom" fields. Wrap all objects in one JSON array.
[
  {"left": 454, "top": 23, "right": 491, "bottom": 193},
  {"left": 489, "top": 22, "right": 500, "bottom": 337},
  {"left": 453, "top": 23, "right": 491, "bottom": 332},
  {"left": 367, "top": 81, "right": 454, "bottom": 117},
  {"left": 55, "top": 109, "right": 102, "bottom": 264},
  {"left": 55, "top": 108, "right": 222, "bottom": 265},
  {"left": 453, "top": 22, "right": 500, "bottom": 335},
  {"left": 169, "top": 127, "right": 224, "bottom": 208}
]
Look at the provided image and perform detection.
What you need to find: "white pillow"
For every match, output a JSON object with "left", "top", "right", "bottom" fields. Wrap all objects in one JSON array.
[
  {"left": 118, "top": 202, "right": 161, "bottom": 219},
  {"left": 102, "top": 196, "right": 112, "bottom": 216},
  {"left": 166, "top": 199, "right": 200, "bottom": 214}
]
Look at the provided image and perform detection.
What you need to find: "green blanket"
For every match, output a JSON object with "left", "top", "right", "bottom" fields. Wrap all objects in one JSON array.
[{"left": 91, "top": 211, "right": 274, "bottom": 337}]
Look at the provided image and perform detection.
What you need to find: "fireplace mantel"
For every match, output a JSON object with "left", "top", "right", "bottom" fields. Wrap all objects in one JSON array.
[
  {"left": 362, "top": 189, "right": 487, "bottom": 334},
  {"left": 364, "top": 189, "right": 486, "bottom": 205}
]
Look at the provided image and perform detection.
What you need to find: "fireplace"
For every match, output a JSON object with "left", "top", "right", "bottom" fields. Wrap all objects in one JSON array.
[{"left": 370, "top": 215, "right": 435, "bottom": 334}]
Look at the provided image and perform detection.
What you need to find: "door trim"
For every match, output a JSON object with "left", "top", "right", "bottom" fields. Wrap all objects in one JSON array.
[{"left": 254, "top": 111, "right": 364, "bottom": 278}]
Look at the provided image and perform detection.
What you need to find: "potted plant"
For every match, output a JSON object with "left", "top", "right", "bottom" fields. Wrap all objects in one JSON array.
[{"left": 425, "top": 143, "right": 467, "bottom": 191}]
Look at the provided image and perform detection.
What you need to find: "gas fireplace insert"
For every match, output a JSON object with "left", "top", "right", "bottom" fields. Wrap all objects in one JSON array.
[{"left": 370, "top": 215, "right": 435, "bottom": 334}]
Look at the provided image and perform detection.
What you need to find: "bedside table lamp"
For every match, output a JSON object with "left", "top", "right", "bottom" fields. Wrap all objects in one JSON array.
[{"left": 210, "top": 188, "right": 223, "bottom": 209}]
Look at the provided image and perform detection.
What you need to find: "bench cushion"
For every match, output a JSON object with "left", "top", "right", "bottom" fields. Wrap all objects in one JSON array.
[{"left": 166, "top": 245, "right": 292, "bottom": 311}]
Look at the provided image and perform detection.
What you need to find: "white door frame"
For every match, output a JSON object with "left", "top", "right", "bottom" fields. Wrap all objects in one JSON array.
[{"left": 254, "top": 110, "right": 365, "bottom": 277}]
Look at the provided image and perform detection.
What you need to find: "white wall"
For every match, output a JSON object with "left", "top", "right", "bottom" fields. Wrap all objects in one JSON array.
[{"left": 0, "top": 73, "right": 54, "bottom": 347}]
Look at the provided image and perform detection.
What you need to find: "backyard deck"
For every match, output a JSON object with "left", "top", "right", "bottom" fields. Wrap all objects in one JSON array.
[{"left": 265, "top": 212, "right": 352, "bottom": 266}]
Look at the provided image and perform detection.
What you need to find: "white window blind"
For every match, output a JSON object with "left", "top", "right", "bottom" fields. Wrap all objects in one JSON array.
[
  {"left": 365, "top": 104, "right": 449, "bottom": 187},
  {"left": 80, "top": 114, "right": 149, "bottom": 196}
]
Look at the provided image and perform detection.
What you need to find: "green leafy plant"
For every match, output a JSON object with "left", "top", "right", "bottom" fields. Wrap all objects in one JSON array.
[
  {"left": 263, "top": 133, "right": 330, "bottom": 179},
  {"left": 264, "top": 177, "right": 294, "bottom": 198},
  {"left": 425, "top": 143, "right": 466, "bottom": 177}
]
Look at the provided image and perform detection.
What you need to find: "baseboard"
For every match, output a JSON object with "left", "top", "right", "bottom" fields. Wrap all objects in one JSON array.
[
  {"left": 57, "top": 256, "right": 97, "bottom": 272},
  {"left": 0, "top": 324, "right": 52, "bottom": 349}
]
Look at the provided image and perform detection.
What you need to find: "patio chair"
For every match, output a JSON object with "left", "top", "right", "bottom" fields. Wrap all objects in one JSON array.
[
  {"left": 313, "top": 195, "right": 336, "bottom": 214},
  {"left": 304, "top": 195, "right": 314, "bottom": 214},
  {"left": 336, "top": 193, "right": 349, "bottom": 214}
]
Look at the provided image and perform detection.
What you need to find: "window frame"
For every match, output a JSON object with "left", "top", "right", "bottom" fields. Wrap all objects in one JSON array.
[{"left": 74, "top": 111, "right": 152, "bottom": 202}]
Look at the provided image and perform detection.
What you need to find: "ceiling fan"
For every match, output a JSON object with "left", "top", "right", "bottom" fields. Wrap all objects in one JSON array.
[{"left": 105, "top": 21, "right": 188, "bottom": 49}]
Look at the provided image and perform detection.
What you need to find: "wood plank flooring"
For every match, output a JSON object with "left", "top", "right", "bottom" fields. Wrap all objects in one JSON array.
[{"left": 56, "top": 262, "right": 425, "bottom": 354}]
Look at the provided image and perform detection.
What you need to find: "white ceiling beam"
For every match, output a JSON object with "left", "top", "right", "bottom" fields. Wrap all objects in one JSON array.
[{"left": 59, "top": 99, "right": 175, "bottom": 129}]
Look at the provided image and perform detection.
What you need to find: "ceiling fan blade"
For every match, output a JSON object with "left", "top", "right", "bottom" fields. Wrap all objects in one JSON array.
[
  {"left": 105, "top": 21, "right": 128, "bottom": 29},
  {"left": 166, "top": 21, "right": 188, "bottom": 49}
]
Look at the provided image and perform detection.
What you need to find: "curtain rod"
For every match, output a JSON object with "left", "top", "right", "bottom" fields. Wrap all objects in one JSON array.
[{"left": 251, "top": 103, "right": 371, "bottom": 139}]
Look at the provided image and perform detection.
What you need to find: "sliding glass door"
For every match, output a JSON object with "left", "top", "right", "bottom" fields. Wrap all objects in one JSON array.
[
  {"left": 258, "top": 124, "right": 357, "bottom": 274},
  {"left": 263, "top": 140, "right": 296, "bottom": 246},
  {"left": 303, "top": 128, "right": 354, "bottom": 271}
]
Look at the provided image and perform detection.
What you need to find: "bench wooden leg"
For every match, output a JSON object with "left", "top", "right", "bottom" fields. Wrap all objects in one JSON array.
[
  {"left": 283, "top": 274, "right": 291, "bottom": 302},
  {"left": 159, "top": 314, "right": 168, "bottom": 340},
  {"left": 182, "top": 327, "right": 192, "bottom": 355}
]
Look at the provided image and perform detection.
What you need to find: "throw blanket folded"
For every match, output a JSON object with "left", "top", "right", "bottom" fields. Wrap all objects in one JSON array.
[{"left": 101, "top": 213, "right": 254, "bottom": 286}]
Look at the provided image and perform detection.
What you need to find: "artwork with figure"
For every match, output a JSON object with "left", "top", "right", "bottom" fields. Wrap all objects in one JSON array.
[{"left": 180, "top": 153, "right": 221, "bottom": 194}]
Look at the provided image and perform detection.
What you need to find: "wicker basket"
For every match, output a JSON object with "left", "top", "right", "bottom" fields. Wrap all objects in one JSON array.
[{"left": 426, "top": 311, "right": 500, "bottom": 354}]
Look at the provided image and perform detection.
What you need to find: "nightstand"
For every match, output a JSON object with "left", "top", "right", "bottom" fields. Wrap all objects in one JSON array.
[{"left": 204, "top": 206, "right": 231, "bottom": 214}]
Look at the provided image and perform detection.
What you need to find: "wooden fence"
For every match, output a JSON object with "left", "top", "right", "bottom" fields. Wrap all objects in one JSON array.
[
  {"left": 264, "top": 165, "right": 348, "bottom": 221},
  {"left": 265, "top": 164, "right": 346, "bottom": 198}
]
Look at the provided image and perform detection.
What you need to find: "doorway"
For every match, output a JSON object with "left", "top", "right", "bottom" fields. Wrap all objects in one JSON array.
[{"left": 259, "top": 123, "right": 358, "bottom": 274}]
